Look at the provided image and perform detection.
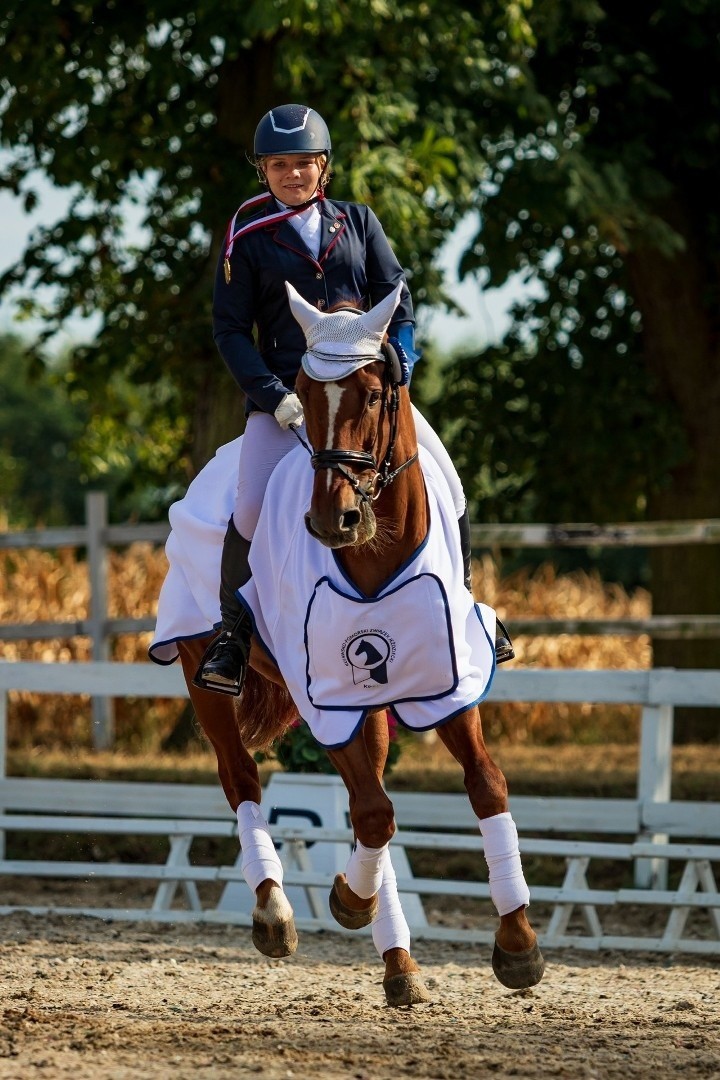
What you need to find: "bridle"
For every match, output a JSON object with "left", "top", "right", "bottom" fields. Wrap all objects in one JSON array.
[{"left": 293, "top": 361, "right": 419, "bottom": 504}]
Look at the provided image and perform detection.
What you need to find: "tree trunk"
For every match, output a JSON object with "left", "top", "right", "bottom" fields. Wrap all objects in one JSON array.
[
  {"left": 188, "top": 349, "right": 245, "bottom": 476},
  {"left": 186, "top": 43, "right": 280, "bottom": 476},
  {"left": 626, "top": 201, "right": 720, "bottom": 739}
]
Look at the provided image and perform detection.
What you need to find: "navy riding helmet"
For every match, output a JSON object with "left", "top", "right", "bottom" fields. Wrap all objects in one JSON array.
[{"left": 254, "top": 104, "right": 332, "bottom": 157}]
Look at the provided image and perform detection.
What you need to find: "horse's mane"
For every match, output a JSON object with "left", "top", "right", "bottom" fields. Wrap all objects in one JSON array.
[{"left": 328, "top": 298, "right": 365, "bottom": 313}]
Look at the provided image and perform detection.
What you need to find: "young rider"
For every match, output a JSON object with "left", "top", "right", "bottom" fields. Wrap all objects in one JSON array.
[{"left": 195, "top": 103, "right": 513, "bottom": 695}]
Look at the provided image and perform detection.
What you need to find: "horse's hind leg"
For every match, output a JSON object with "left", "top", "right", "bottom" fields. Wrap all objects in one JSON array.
[
  {"left": 178, "top": 636, "right": 298, "bottom": 958},
  {"left": 437, "top": 707, "right": 545, "bottom": 989},
  {"left": 329, "top": 710, "right": 430, "bottom": 1006}
]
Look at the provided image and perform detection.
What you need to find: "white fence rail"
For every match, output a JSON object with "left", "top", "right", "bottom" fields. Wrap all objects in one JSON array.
[
  {"left": 3, "top": 493, "right": 720, "bottom": 647},
  {"left": 0, "top": 660, "right": 719, "bottom": 952},
  {"left": 3, "top": 492, "right": 720, "bottom": 748}
]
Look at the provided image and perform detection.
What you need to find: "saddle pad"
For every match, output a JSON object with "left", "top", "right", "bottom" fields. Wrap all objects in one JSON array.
[{"left": 305, "top": 573, "right": 458, "bottom": 710}]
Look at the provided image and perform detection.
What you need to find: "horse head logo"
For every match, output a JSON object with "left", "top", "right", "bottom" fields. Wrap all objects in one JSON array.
[{"left": 342, "top": 630, "right": 395, "bottom": 685}]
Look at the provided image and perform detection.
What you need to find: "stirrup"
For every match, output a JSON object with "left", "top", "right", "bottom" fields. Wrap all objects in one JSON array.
[
  {"left": 495, "top": 618, "right": 515, "bottom": 665},
  {"left": 192, "top": 629, "right": 248, "bottom": 697}
]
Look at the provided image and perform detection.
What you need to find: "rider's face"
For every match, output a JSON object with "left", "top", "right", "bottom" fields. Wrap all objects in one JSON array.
[{"left": 262, "top": 155, "right": 325, "bottom": 205}]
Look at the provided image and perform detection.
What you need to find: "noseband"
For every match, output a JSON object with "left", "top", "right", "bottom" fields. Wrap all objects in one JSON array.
[{"left": 296, "top": 368, "right": 418, "bottom": 504}]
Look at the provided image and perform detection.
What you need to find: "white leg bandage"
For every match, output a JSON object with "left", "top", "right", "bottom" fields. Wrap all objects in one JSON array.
[
  {"left": 237, "top": 801, "right": 284, "bottom": 893},
  {"left": 479, "top": 811, "right": 530, "bottom": 916},
  {"left": 371, "top": 849, "right": 411, "bottom": 959},
  {"left": 345, "top": 839, "right": 388, "bottom": 899}
]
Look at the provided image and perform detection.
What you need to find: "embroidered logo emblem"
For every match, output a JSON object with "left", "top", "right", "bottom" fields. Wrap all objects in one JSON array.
[{"left": 341, "top": 629, "right": 396, "bottom": 687}]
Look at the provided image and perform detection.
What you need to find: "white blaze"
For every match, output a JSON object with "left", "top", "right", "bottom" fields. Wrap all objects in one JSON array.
[{"left": 324, "top": 383, "right": 344, "bottom": 492}]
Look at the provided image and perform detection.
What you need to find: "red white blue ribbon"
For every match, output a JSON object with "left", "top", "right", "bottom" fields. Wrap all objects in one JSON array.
[{"left": 223, "top": 189, "right": 325, "bottom": 282}]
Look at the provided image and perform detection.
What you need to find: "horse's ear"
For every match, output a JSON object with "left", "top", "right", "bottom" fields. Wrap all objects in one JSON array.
[
  {"left": 358, "top": 282, "right": 404, "bottom": 338},
  {"left": 381, "top": 339, "right": 404, "bottom": 387},
  {"left": 285, "top": 282, "right": 325, "bottom": 336}
]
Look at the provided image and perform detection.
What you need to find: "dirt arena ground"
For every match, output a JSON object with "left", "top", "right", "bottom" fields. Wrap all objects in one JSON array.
[{"left": 0, "top": 911, "right": 718, "bottom": 1080}]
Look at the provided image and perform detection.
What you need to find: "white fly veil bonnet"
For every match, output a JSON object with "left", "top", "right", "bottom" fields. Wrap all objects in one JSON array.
[{"left": 285, "top": 281, "right": 403, "bottom": 382}]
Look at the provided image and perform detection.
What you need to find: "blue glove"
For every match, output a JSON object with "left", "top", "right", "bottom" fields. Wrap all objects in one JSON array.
[{"left": 388, "top": 325, "right": 420, "bottom": 387}]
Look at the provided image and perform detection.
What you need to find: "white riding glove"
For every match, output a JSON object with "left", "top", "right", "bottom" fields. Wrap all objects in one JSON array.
[{"left": 274, "top": 392, "right": 304, "bottom": 430}]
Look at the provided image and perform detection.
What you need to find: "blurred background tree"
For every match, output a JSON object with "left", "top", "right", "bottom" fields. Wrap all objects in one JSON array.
[
  {"left": 0, "top": 333, "right": 187, "bottom": 524},
  {"left": 0, "top": 0, "right": 534, "bottom": 480},
  {"left": 0, "top": 335, "right": 88, "bottom": 526},
  {"left": 423, "top": 0, "right": 720, "bottom": 726}
]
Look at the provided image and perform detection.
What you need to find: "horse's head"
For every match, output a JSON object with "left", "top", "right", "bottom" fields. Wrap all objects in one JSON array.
[{"left": 287, "top": 282, "right": 413, "bottom": 550}]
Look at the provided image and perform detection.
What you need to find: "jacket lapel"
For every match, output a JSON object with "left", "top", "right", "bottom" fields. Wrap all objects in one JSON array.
[
  {"left": 318, "top": 202, "right": 346, "bottom": 262},
  {"left": 273, "top": 218, "right": 310, "bottom": 258},
  {"left": 268, "top": 199, "right": 346, "bottom": 263}
]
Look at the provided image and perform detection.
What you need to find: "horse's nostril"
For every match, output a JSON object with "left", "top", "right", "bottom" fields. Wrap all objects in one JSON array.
[{"left": 341, "top": 508, "right": 361, "bottom": 530}]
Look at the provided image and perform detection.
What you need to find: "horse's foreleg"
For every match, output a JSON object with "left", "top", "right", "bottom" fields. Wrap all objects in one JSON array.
[
  {"left": 437, "top": 708, "right": 545, "bottom": 989},
  {"left": 178, "top": 637, "right": 297, "bottom": 957},
  {"left": 325, "top": 723, "right": 395, "bottom": 930},
  {"left": 237, "top": 801, "right": 298, "bottom": 958},
  {"left": 360, "top": 710, "right": 430, "bottom": 1006}
]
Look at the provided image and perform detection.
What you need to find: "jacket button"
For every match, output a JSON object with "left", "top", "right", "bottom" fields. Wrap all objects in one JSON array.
[{"left": 315, "top": 271, "right": 323, "bottom": 279}]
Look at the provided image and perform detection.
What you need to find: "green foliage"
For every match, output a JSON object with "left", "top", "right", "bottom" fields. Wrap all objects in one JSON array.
[
  {"left": 427, "top": 233, "right": 688, "bottom": 526},
  {"left": 0, "top": 334, "right": 189, "bottom": 525},
  {"left": 0, "top": 335, "right": 89, "bottom": 525},
  {"left": 258, "top": 715, "right": 402, "bottom": 775},
  {"left": 68, "top": 370, "right": 191, "bottom": 519},
  {"left": 1, "top": 0, "right": 718, "bottom": 546},
  {"left": 0, "top": 0, "right": 536, "bottom": 487},
  {"left": 425, "top": 1, "right": 719, "bottom": 536}
]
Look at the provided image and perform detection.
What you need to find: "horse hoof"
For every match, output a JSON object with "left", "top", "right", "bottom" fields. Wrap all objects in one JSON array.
[
  {"left": 383, "top": 973, "right": 432, "bottom": 1007},
  {"left": 328, "top": 874, "right": 379, "bottom": 929},
  {"left": 251, "top": 891, "right": 298, "bottom": 958},
  {"left": 491, "top": 939, "right": 545, "bottom": 989},
  {"left": 252, "top": 916, "right": 298, "bottom": 958}
]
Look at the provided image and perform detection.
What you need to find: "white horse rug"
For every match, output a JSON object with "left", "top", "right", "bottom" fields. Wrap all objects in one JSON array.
[
  {"left": 149, "top": 437, "right": 240, "bottom": 664},
  {"left": 240, "top": 443, "right": 497, "bottom": 749}
]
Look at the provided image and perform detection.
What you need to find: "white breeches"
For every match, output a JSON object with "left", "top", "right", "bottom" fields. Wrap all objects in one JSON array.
[
  {"left": 232, "top": 412, "right": 304, "bottom": 541},
  {"left": 411, "top": 405, "right": 466, "bottom": 517}
]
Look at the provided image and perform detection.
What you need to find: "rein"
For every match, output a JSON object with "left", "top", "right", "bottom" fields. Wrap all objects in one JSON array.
[{"left": 293, "top": 379, "right": 419, "bottom": 504}]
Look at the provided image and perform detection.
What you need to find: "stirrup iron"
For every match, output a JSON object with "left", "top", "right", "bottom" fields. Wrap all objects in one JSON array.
[
  {"left": 495, "top": 617, "right": 515, "bottom": 665},
  {"left": 193, "top": 612, "right": 251, "bottom": 696}
]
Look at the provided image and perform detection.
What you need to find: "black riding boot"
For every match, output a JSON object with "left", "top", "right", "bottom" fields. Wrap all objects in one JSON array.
[
  {"left": 457, "top": 505, "right": 474, "bottom": 594},
  {"left": 457, "top": 507, "right": 515, "bottom": 665},
  {"left": 193, "top": 519, "right": 254, "bottom": 696}
]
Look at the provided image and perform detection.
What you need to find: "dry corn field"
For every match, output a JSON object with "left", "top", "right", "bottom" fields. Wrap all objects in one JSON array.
[{"left": 0, "top": 545, "right": 651, "bottom": 751}]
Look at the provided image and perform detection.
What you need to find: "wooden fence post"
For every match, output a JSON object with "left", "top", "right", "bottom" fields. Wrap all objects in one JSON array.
[
  {"left": 0, "top": 689, "right": 6, "bottom": 859},
  {"left": 86, "top": 492, "right": 114, "bottom": 750},
  {"left": 635, "top": 700, "right": 674, "bottom": 888}
]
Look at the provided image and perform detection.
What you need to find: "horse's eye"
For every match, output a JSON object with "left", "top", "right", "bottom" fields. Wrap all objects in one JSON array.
[{"left": 368, "top": 391, "right": 382, "bottom": 407}]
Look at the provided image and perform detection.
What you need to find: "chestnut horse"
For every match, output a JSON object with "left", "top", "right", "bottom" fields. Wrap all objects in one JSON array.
[{"left": 219, "top": 283, "right": 544, "bottom": 995}]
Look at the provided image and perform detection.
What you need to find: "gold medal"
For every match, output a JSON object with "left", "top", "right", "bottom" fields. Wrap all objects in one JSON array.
[{"left": 224, "top": 257, "right": 231, "bottom": 284}]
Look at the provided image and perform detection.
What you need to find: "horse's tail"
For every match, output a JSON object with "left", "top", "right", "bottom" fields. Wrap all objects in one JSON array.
[{"left": 235, "top": 667, "right": 298, "bottom": 751}]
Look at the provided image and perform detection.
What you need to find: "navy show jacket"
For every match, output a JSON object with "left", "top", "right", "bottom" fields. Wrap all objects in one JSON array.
[{"left": 212, "top": 195, "right": 415, "bottom": 416}]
